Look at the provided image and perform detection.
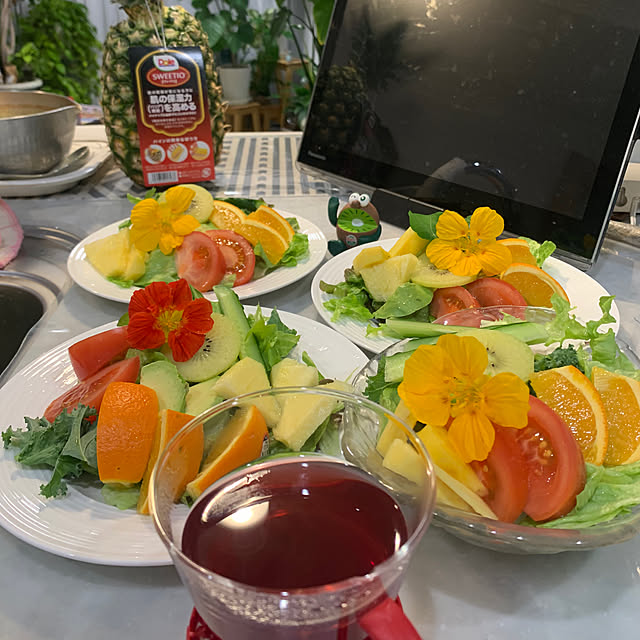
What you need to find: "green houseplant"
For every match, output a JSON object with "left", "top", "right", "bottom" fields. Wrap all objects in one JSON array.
[{"left": 11, "top": 0, "right": 101, "bottom": 103}]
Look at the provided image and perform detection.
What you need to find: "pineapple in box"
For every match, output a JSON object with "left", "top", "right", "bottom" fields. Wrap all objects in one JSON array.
[{"left": 101, "top": 0, "right": 226, "bottom": 185}]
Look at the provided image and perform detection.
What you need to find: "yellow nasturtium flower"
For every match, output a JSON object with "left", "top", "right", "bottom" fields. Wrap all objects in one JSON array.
[
  {"left": 398, "top": 334, "right": 530, "bottom": 462},
  {"left": 130, "top": 186, "right": 200, "bottom": 255},
  {"left": 426, "top": 207, "right": 512, "bottom": 277}
]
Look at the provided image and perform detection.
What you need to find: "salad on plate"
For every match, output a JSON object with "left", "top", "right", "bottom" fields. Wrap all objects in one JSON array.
[
  {"left": 82, "top": 184, "right": 310, "bottom": 294},
  {"left": 353, "top": 292, "right": 640, "bottom": 545},
  {"left": 320, "top": 206, "right": 572, "bottom": 336},
  {"left": 2, "top": 281, "right": 358, "bottom": 515}
]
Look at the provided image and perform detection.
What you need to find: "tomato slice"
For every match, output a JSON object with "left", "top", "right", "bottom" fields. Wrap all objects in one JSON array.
[
  {"left": 464, "top": 277, "right": 527, "bottom": 307},
  {"left": 429, "top": 286, "right": 480, "bottom": 319},
  {"left": 43, "top": 356, "right": 141, "bottom": 423},
  {"left": 471, "top": 426, "right": 529, "bottom": 523},
  {"left": 513, "top": 396, "right": 586, "bottom": 522},
  {"left": 175, "top": 231, "right": 225, "bottom": 292},
  {"left": 204, "top": 229, "right": 256, "bottom": 286},
  {"left": 68, "top": 326, "right": 130, "bottom": 381}
]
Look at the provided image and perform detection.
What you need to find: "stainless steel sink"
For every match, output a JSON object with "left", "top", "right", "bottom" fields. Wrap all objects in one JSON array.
[{"left": 0, "top": 225, "right": 80, "bottom": 379}]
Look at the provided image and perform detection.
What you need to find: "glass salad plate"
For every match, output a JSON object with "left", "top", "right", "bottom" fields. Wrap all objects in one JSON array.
[
  {"left": 351, "top": 306, "right": 640, "bottom": 554},
  {"left": 67, "top": 214, "right": 327, "bottom": 304},
  {"left": 0, "top": 308, "right": 368, "bottom": 566},
  {"left": 311, "top": 239, "right": 621, "bottom": 354}
]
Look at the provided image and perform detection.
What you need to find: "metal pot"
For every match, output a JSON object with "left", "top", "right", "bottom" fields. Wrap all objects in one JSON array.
[{"left": 0, "top": 91, "right": 80, "bottom": 175}]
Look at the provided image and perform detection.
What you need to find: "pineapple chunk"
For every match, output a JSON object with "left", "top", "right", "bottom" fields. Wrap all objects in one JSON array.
[
  {"left": 272, "top": 380, "right": 352, "bottom": 451},
  {"left": 122, "top": 245, "right": 147, "bottom": 281},
  {"left": 359, "top": 254, "right": 419, "bottom": 301},
  {"left": 382, "top": 438, "right": 426, "bottom": 486},
  {"left": 436, "top": 479, "right": 474, "bottom": 512},
  {"left": 270, "top": 358, "right": 319, "bottom": 389},
  {"left": 418, "top": 424, "right": 486, "bottom": 496},
  {"left": 352, "top": 246, "right": 390, "bottom": 274},
  {"left": 434, "top": 465, "right": 497, "bottom": 519},
  {"left": 212, "top": 358, "right": 281, "bottom": 428},
  {"left": 84, "top": 230, "right": 130, "bottom": 277},
  {"left": 375, "top": 400, "right": 416, "bottom": 456},
  {"left": 388, "top": 228, "right": 429, "bottom": 257}
]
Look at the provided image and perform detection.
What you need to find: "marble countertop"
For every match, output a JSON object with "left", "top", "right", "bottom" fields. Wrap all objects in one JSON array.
[{"left": 2, "top": 131, "right": 640, "bottom": 640}]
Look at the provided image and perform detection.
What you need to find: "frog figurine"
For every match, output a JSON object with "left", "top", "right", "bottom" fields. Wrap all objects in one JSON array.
[{"left": 327, "top": 193, "right": 382, "bottom": 256}]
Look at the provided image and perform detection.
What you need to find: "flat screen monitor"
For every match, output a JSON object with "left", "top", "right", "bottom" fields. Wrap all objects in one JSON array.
[{"left": 297, "top": 0, "right": 640, "bottom": 269}]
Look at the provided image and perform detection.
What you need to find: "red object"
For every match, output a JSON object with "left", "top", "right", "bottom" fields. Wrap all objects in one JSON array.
[
  {"left": 181, "top": 461, "right": 407, "bottom": 589},
  {"left": 204, "top": 229, "right": 256, "bottom": 286},
  {"left": 429, "top": 286, "right": 480, "bottom": 319},
  {"left": 43, "top": 356, "right": 140, "bottom": 422},
  {"left": 127, "top": 279, "right": 214, "bottom": 362},
  {"left": 515, "top": 396, "right": 586, "bottom": 522},
  {"left": 68, "top": 326, "right": 130, "bottom": 381},
  {"left": 186, "top": 599, "right": 408, "bottom": 640},
  {"left": 471, "top": 425, "right": 529, "bottom": 523},
  {"left": 464, "top": 277, "right": 527, "bottom": 307},
  {"left": 175, "top": 232, "right": 226, "bottom": 292}
]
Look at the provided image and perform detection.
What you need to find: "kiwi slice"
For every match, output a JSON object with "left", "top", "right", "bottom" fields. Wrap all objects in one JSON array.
[
  {"left": 336, "top": 208, "right": 378, "bottom": 234},
  {"left": 177, "top": 184, "right": 214, "bottom": 223},
  {"left": 410, "top": 254, "right": 476, "bottom": 288},
  {"left": 164, "top": 313, "right": 242, "bottom": 382},
  {"left": 457, "top": 328, "right": 534, "bottom": 381}
]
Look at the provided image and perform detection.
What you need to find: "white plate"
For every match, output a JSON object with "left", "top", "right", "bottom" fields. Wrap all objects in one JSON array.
[
  {"left": 311, "top": 239, "right": 621, "bottom": 354},
  {"left": 0, "top": 309, "right": 368, "bottom": 566},
  {"left": 0, "top": 140, "right": 111, "bottom": 198},
  {"left": 68, "top": 215, "right": 327, "bottom": 304}
]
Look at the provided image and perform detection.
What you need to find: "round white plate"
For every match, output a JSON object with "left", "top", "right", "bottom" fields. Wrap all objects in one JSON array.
[
  {"left": 0, "top": 141, "right": 111, "bottom": 198},
  {"left": 0, "top": 309, "right": 368, "bottom": 566},
  {"left": 311, "top": 239, "right": 621, "bottom": 354},
  {"left": 68, "top": 215, "right": 327, "bottom": 304}
]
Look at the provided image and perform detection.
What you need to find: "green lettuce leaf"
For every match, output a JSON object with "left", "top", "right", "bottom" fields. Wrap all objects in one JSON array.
[
  {"left": 101, "top": 483, "right": 141, "bottom": 510},
  {"left": 522, "top": 237, "right": 556, "bottom": 267},
  {"left": 373, "top": 282, "right": 433, "bottom": 319},
  {"left": 408, "top": 210, "right": 443, "bottom": 240},
  {"left": 320, "top": 271, "right": 373, "bottom": 322},
  {"left": 133, "top": 249, "right": 178, "bottom": 287},
  {"left": 248, "top": 307, "right": 300, "bottom": 373}
]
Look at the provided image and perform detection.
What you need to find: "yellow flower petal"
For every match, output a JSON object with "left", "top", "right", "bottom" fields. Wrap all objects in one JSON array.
[
  {"left": 398, "top": 385, "right": 451, "bottom": 426},
  {"left": 448, "top": 410, "right": 496, "bottom": 462},
  {"left": 164, "top": 186, "right": 195, "bottom": 214},
  {"left": 426, "top": 238, "right": 464, "bottom": 271},
  {"left": 481, "top": 373, "right": 530, "bottom": 428},
  {"left": 435, "top": 210, "right": 469, "bottom": 240},
  {"left": 172, "top": 214, "right": 200, "bottom": 236},
  {"left": 130, "top": 226, "right": 161, "bottom": 252},
  {"left": 476, "top": 241, "right": 512, "bottom": 276},
  {"left": 447, "top": 252, "right": 483, "bottom": 277},
  {"left": 131, "top": 198, "right": 161, "bottom": 224},
  {"left": 469, "top": 207, "right": 503, "bottom": 241},
  {"left": 437, "top": 335, "right": 488, "bottom": 379},
  {"left": 158, "top": 231, "right": 183, "bottom": 255},
  {"left": 402, "top": 345, "right": 454, "bottom": 390}
]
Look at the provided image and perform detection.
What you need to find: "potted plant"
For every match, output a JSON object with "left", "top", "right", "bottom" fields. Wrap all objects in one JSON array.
[
  {"left": 193, "top": 0, "right": 255, "bottom": 105},
  {"left": 8, "top": 0, "right": 100, "bottom": 102}
]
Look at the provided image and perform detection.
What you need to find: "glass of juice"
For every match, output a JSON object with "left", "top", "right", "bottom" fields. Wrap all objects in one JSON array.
[{"left": 150, "top": 386, "right": 436, "bottom": 640}]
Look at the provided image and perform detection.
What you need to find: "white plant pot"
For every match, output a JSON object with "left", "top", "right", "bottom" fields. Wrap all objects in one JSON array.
[{"left": 218, "top": 66, "right": 252, "bottom": 106}]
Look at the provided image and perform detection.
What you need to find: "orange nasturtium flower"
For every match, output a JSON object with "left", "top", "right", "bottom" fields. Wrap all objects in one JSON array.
[
  {"left": 127, "top": 279, "right": 214, "bottom": 362},
  {"left": 129, "top": 186, "right": 200, "bottom": 255},
  {"left": 398, "top": 334, "right": 530, "bottom": 462},
  {"left": 426, "top": 207, "right": 512, "bottom": 277}
]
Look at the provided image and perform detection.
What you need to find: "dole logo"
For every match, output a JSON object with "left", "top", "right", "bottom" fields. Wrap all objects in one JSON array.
[{"left": 153, "top": 54, "right": 179, "bottom": 71}]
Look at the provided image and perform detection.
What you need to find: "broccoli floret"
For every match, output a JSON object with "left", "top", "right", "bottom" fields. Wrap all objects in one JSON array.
[{"left": 534, "top": 344, "right": 584, "bottom": 373}]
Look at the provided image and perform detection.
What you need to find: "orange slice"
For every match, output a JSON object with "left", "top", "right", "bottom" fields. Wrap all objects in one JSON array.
[
  {"left": 497, "top": 238, "right": 537, "bottom": 266},
  {"left": 591, "top": 367, "right": 640, "bottom": 465},
  {"left": 209, "top": 200, "right": 246, "bottom": 232},
  {"left": 530, "top": 365, "right": 608, "bottom": 464},
  {"left": 137, "top": 408, "right": 203, "bottom": 514},
  {"left": 96, "top": 382, "right": 159, "bottom": 484},
  {"left": 185, "top": 404, "right": 268, "bottom": 500},
  {"left": 248, "top": 205, "right": 295, "bottom": 242},
  {"left": 237, "top": 218, "right": 289, "bottom": 264},
  {"left": 500, "top": 262, "right": 569, "bottom": 307}
]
